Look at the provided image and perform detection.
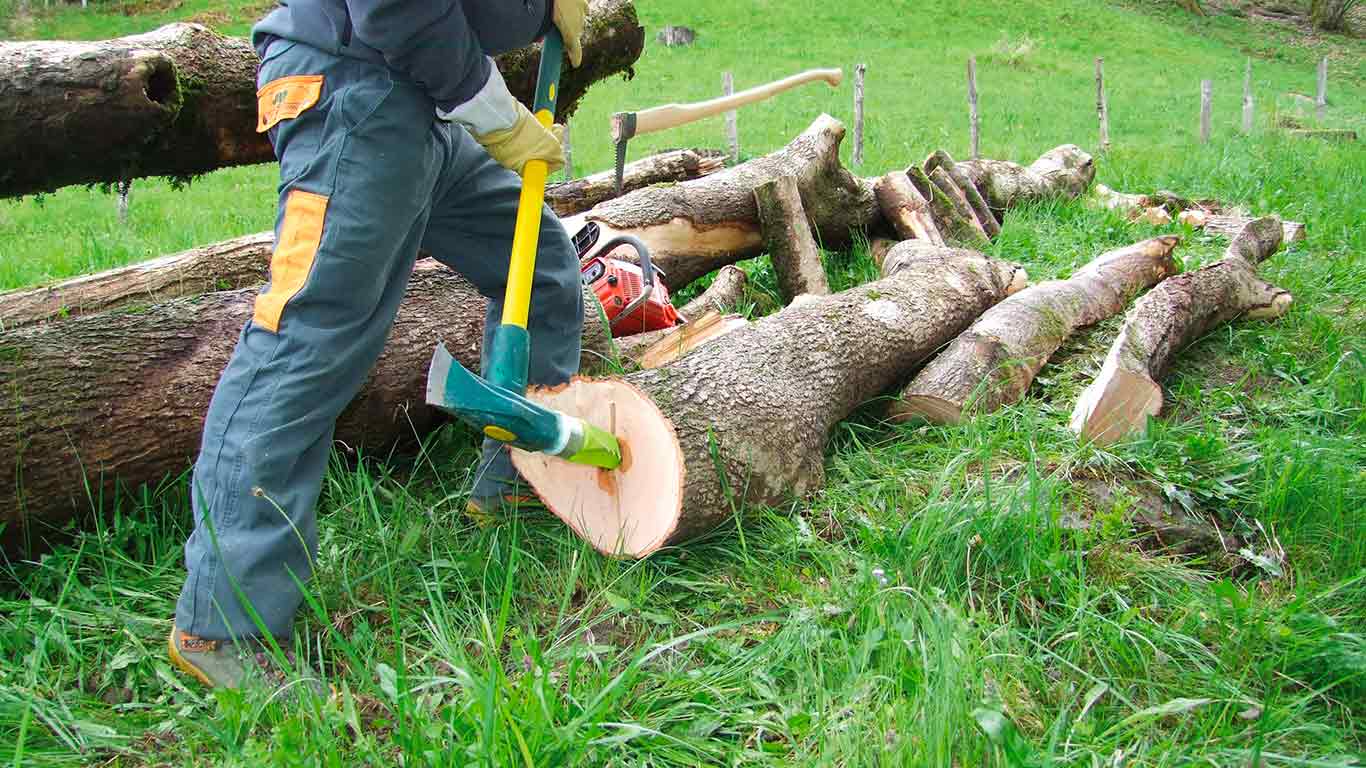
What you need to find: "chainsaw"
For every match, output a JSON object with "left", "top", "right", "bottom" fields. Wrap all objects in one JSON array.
[{"left": 572, "top": 221, "right": 682, "bottom": 338}]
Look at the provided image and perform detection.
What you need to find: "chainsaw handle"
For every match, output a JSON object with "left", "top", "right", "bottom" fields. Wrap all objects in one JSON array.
[{"left": 596, "top": 234, "right": 658, "bottom": 329}]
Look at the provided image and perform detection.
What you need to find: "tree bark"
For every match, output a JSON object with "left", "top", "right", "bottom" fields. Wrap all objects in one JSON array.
[
  {"left": 874, "top": 171, "right": 944, "bottom": 244},
  {"left": 0, "top": 0, "right": 645, "bottom": 198},
  {"left": 924, "top": 150, "right": 1000, "bottom": 238},
  {"left": 511, "top": 244, "right": 1027, "bottom": 558},
  {"left": 547, "top": 149, "right": 725, "bottom": 217},
  {"left": 562, "top": 114, "right": 879, "bottom": 290},
  {"left": 1070, "top": 217, "right": 1291, "bottom": 445},
  {"left": 754, "top": 174, "right": 831, "bottom": 301},
  {"left": 0, "top": 263, "right": 612, "bottom": 555},
  {"left": 892, "top": 236, "right": 1181, "bottom": 424},
  {"left": 955, "top": 144, "right": 1096, "bottom": 217},
  {"left": 913, "top": 165, "right": 990, "bottom": 246},
  {"left": 612, "top": 264, "right": 748, "bottom": 362}
]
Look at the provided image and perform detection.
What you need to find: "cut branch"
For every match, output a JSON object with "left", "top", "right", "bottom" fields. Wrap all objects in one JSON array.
[
  {"left": 874, "top": 171, "right": 944, "bottom": 245},
  {"left": 925, "top": 150, "right": 1001, "bottom": 238},
  {"left": 563, "top": 114, "right": 879, "bottom": 289},
  {"left": 892, "top": 236, "right": 1181, "bottom": 424},
  {"left": 547, "top": 149, "right": 724, "bottom": 217},
  {"left": 755, "top": 174, "right": 831, "bottom": 301},
  {"left": 512, "top": 245, "right": 1026, "bottom": 558},
  {"left": 0, "top": 264, "right": 612, "bottom": 555},
  {"left": 1070, "top": 217, "right": 1291, "bottom": 445},
  {"left": 1203, "top": 214, "right": 1305, "bottom": 244},
  {"left": 955, "top": 144, "right": 1096, "bottom": 216},
  {"left": 0, "top": 0, "right": 645, "bottom": 198}
]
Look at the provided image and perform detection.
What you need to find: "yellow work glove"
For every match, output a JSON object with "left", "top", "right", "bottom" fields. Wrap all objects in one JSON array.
[
  {"left": 473, "top": 102, "right": 566, "bottom": 175},
  {"left": 552, "top": 0, "right": 589, "bottom": 68}
]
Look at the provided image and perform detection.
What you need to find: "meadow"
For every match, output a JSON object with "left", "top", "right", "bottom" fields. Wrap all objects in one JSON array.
[{"left": 1, "top": 0, "right": 1363, "bottom": 764}]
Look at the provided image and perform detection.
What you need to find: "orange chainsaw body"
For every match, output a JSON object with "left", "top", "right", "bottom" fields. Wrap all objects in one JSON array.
[{"left": 582, "top": 254, "right": 681, "bottom": 337}]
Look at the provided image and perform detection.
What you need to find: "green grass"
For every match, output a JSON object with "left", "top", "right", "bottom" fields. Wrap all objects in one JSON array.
[{"left": 2, "top": 0, "right": 1364, "bottom": 765}]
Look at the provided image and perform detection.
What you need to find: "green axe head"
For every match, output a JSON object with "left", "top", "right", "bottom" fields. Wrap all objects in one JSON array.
[{"left": 425, "top": 344, "right": 622, "bottom": 470}]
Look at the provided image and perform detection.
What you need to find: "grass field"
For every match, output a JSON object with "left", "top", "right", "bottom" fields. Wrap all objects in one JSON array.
[{"left": 2, "top": 0, "right": 1364, "bottom": 765}]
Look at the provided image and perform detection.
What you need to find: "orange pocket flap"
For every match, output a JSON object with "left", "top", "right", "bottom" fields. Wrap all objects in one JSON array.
[{"left": 257, "top": 75, "right": 324, "bottom": 133}]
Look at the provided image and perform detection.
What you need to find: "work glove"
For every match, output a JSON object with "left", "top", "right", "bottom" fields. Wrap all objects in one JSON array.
[
  {"left": 437, "top": 60, "right": 565, "bottom": 174},
  {"left": 552, "top": 0, "right": 589, "bottom": 68}
]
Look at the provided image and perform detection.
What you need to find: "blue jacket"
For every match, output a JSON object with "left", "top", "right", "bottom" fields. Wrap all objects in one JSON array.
[{"left": 253, "top": 0, "right": 554, "bottom": 112}]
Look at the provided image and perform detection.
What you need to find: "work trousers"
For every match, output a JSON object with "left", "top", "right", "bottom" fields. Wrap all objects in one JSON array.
[{"left": 176, "top": 40, "right": 582, "bottom": 640}]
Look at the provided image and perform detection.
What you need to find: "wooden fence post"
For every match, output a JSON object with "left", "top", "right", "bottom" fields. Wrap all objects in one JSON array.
[
  {"left": 1242, "top": 58, "right": 1254, "bottom": 134},
  {"left": 116, "top": 180, "right": 131, "bottom": 224},
  {"left": 967, "top": 58, "right": 980, "bottom": 160},
  {"left": 1200, "top": 79, "right": 1212, "bottom": 144},
  {"left": 722, "top": 71, "right": 739, "bottom": 162},
  {"left": 1316, "top": 57, "right": 1328, "bottom": 122},
  {"left": 853, "top": 63, "right": 867, "bottom": 166},
  {"left": 1095, "top": 57, "right": 1110, "bottom": 152}
]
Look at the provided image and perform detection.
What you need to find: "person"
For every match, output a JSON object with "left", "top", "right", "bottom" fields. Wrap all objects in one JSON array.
[{"left": 167, "top": 0, "right": 588, "bottom": 696}]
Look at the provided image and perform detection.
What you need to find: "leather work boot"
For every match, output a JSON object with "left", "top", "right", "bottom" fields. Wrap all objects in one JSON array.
[
  {"left": 168, "top": 627, "right": 332, "bottom": 702},
  {"left": 465, "top": 493, "right": 543, "bottom": 527}
]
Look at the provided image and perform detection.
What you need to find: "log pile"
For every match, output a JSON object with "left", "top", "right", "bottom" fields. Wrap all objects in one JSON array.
[
  {"left": 3, "top": 96, "right": 1298, "bottom": 560},
  {"left": 0, "top": 0, "right": 645, "bottom": 198}
]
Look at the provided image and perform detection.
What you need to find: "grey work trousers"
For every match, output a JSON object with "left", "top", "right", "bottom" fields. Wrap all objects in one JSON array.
[{"left": 176, "top": 40, "right": 583, "bottom": 640}]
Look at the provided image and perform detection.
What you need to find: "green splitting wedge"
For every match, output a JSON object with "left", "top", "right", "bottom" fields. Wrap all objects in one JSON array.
[{"left": 425, "top": 28, "right": 622, "bottom": 471}]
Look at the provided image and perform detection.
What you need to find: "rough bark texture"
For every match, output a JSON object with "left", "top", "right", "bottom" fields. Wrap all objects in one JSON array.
[
  {"left": 566, "top": 114, "right": 879, "bottom": 289},
  {"left": 874, "top": 171, "right": 944, "bottom": 245},
  {"left": 547, "top": 149, "right": 725, "bottom": 217},
  {"left": 612, "top": 265, "right": 748, "bottom": 361},
  {"left": 513, "top": 245, "right": 1027, "bottom": 557},
  {"left": 754, "top": 174, "right": 831, "bottom": 301},
  {"left": 0, "top": 0, "right": 645, "bottom": 197},
  {"left": 0, "top": 234, "right": 274, "bottom": 329},
  {"left": 921, "top": 166, "right": 991, "bottom": 246},
  {"left": 1071, "top": 217, "right": 1291, "bottom": 445},
  {"left": 892, "top": 236, "right": 1181, "bottom": 424},
  {"left": 925, "top": 150, "right": 1000, "bottom": 237},
  {"left": 956, "top": 144, "right": 1096, "bottom": 216},
  {"left": 0, "top": 264, "right": 611, "bottom": 555}
]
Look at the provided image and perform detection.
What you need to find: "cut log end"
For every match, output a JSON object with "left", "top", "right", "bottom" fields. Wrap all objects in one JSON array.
[
  {"left": 1070, "top": 364, "right": 1163, "bottom": 446},
  {"left": 512, "top": 378, "right": 684, "bottom": 559}
]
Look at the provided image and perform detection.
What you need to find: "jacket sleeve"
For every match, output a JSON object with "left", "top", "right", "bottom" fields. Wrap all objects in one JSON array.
[{"left": 344, "top": 0, "right": 490, "bottom": 112}]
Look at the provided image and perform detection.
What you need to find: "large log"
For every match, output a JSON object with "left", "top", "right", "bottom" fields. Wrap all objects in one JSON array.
[
  {"left": 511, "top": 244, "right": 1027, "bottom": 558},
  {"left": 892, "top": 236, "right": 1181, "bottom": 424},
  {"left": 1070, "top": 217, "right": 1290, "bottom": 445},
  {"left": 0, "top": 0, "right": 645, "bottom": 198},
  {"left": 955, "top": 144, "right": 1096, "bottom": 216},
  {"left": 562, "top": 114, "right": 879, "bottom": 290},
  {"left": 0, "top": 263, "right": 612, "bottom": 555},
  {"left": 0, "top": 148, "right": 718, "bottom": 330}
]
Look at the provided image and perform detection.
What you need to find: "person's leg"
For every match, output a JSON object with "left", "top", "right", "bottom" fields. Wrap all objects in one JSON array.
[
  {"left": 420, "top": 126, "right": 585, "bottom": 502},
  {"left": 174, "top": 42, "right": 444, "bottom": 651}
]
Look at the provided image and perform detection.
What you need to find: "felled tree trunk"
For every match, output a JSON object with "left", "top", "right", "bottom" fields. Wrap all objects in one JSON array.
[
  {"left": 908, "top": 165, "right": 989, "bottom": 247},
  {"left": 1202, "top": 214, "right": 1305, "bottom": 244},
  {"left": 511, "top": 244, "right": 1026, "bottom": 558},
  {"left": 955, "top": 144, "right": 1096, "bottom": 216},
  {"left": 1071, "top": 217, "right": 1291, "bottom": 445},
  {"left": 547, "top": 149, "right": 725, "bottom": 217},
  {"left": 0, "top": 263, "right": 611, "bottom": 556},
  {"left": 0, "top": 234, "right": 274, "bottom": 329},
  {"left": 0, "top": 0, "right": 644, "bottom": 198},
  {"left": 563, "top": 114, "right": 879, "bottom": 289},
  {"left": 754, "top": 174, "right": 830, "bottom": 301},
  {"left": 892, "top": 236, "right": 1181, "bottom": 424}
]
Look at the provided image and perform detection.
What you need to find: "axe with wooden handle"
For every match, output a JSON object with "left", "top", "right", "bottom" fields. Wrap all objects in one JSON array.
[{"left": 611, "top": 68, "right": 843, "bottom": 195}]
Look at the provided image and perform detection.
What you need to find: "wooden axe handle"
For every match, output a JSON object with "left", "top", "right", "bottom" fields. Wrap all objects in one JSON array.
[{"left": 627, "top": 68, "right": 843, "bottom": 136}]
